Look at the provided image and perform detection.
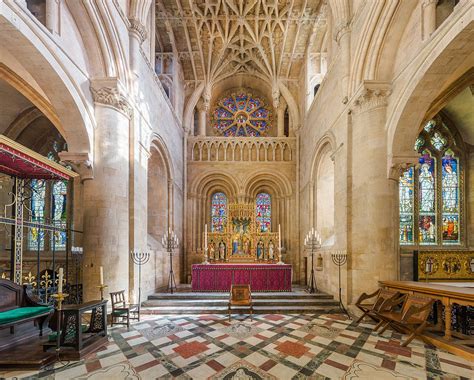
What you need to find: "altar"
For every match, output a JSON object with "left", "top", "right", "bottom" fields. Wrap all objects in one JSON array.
[{"left": 191, "top": 264, "right": 292, "bottom": 292}]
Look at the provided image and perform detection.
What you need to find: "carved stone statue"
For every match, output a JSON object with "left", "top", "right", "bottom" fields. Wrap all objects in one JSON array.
[
  {"left": 219, "top": 241, "right": 226, "bottom": 261},
  {"left": 268, "top": 240, "right": 274, "bottom": 260},
  {"left": 209, "top": 241, "right": 216, "bottom": 260},
  {"left": 257, "top": 239, "right": 264, "bottom": 260}
]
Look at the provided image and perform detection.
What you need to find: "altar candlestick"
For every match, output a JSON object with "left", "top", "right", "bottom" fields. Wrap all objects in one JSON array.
[
  {"left": 99, "top": 266, "right": 104, "bottom": 285},
  {"left": 204, "top": 224, "right": 208, "bottom": 248},
  {"left": 278, "top": 224, "right": 281, "bottom": 249},
  {"left": 58, "top": 267, "right": 63, "bottom": 294}
]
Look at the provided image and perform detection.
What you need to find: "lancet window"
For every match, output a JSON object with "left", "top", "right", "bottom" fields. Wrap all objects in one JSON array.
[
  {"left": 399, "top": 117, "right": 463, "bottom": 246},
  {"left": 256, "top": 193, "right": 271, "bottom": 232},
  {"left": 211, "top": 192, "right": 227, "bottom": 232}
]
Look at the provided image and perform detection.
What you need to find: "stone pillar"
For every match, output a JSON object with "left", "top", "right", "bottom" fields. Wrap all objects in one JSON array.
[
  {"left": 422, "top": 0, "right": 438, "bottom": 40},
  {"left": 45, "top": 0, "right": 59, "bottom": 34},
  {"left": 197, "top": 103, "right": 207, "bottom": 137},
  {"left": 83, "top": 80, "right": 132, "bottom": 301},
  {"left": 277, "top": 97, "right": 286, "bottom": 137},
  {"left": 129, "top": 19, "right": 147, "bottom": 76},
  {"left": 335, "top": 24, "right": 351, "bottom": 99},
  {"left": 349, "top": 82, "right": 396, "bottom": 303}
]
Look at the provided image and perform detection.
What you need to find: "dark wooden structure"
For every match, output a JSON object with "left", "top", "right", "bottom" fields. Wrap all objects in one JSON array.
[
  {"left": 228, "top": 284, "right": 253, "bottom": 321},
  {"left": 110, "top": 290, "right": 139, "bottom": 328},
  {"left": 43, "top": 299, "right": 108, "bottom": 360},
  {"left": 0, "top": 278, "right": 55, "bottom": 369},
  {"left": 0, "top": 279, "right": 53, "bottom": 344}
]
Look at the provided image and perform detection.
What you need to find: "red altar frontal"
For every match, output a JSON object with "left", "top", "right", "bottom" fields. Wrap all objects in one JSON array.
[{"left": 191, "top": 264, "right": 292, "bottom": 292}]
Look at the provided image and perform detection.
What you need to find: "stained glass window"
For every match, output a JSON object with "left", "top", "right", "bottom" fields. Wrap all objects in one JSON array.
[
  {"left": 399, "top": 167, "right": 414, "bottom": 245},
  {"left": 211, "top": 192, "right": 227, "bottom": 232},
  {"left": 256, "top": 193, "right": 271, "bottom": 232},
  {"left": 399, "top": 118, "right": 463, "bottom": 246},
  {"left": 211, "top": 91, "right": 272, "bottom": 136},
  {"left": 51, "top": 181, "right": 67, "bottom": 250},
  {"left": 418, "top": 151, "right": 437, "bottom": 245},
  {"left": 431, "top": 132, "right": 447, "bottom": 151},
  {"left": 29, "top": 179, "right": 46, "bottom": 250},
  {"left": 442, "top": 149, "right": 459, "bottom": 244}
]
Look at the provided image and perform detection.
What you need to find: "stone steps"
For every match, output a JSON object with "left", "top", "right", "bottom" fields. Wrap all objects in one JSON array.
[
  {"left": 142, "top": 289, "right": 339, "bottom": 315},
  {"left": 141, "top": 305, "right": 339, "bottom": 315}
]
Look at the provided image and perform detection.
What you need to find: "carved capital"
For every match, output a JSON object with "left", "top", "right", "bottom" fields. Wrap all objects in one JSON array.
[
  {"left": 334, "top": 22, "right": 350, "bottom": 43},
  {"left": 129, "top": 18, "right": 147, "bottom": 43},
  {"left": 90, "top": 79, "right": 133, "bottom": 118},
  {"left": 58, "top": 152, "right": 94, "bottom": 182},
  {"left": 351, "top": 81, "right": 392, "bottom": 114},
  {"left": 387, "top": 153, "right": 420, "bottom": 181},
  {"left": 422, "top": 0, "right": 438, "bottom": 8}
]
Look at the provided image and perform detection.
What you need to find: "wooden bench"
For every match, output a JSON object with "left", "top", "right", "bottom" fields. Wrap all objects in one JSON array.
[
  {"left": 375, "top": 294, "right": 434, "bottom": 347},
  {"left": 355, "top": 288, "right": 401, "bottom": 324},
  {"left": 0, "top": 279, "right": 54, "bottom": 349}
]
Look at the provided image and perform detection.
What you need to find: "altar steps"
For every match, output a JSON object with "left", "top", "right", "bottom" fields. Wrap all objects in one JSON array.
[{"left": 143, "top": 289, "right": 340, "bottom": 315}]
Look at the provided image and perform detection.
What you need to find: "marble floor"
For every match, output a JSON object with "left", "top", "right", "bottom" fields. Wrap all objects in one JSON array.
[{"left": 1, "top": 313, "right": 473, "bottom": 379}]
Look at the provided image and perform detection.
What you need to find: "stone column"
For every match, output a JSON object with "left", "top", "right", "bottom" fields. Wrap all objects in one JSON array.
[
  {"left": 335, "top": 24, "right": 351, "bottom": 99},
  {"left": 129, "top": 19, "right": 147, "bottom": 76},
  {"left": 349, "top": 82, "right": 396, "bottom": 303},
  {"left": 277, "top": 97, "right": 286, "bottom": 137},
  {"left": 45, "top": 0, "right": 59, "bottom": 34},
  {"left": 197, "top": 103, "right": 207, "bottom": 137},
  {"left": 82, "top": 80, "right": 132, "bottom": 301},
  {"left": 422, "top": 0, "right": 438, "bottom": 40}
]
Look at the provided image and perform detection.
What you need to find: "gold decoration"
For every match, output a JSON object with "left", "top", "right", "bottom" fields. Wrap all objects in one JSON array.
[
  {"left": 418, "top": 251, "right": 474, "bottom": 281},
  {"left": 24, "top": 271, "right": 37, "bottom": 287},
  {"left": 207, "top": 202, "right": 279, "bottom": 263}
]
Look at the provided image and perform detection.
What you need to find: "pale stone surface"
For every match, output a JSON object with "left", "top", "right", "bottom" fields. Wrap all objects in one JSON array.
[{"left": 0, "top": 0, "right": 472, "bottom": 307}]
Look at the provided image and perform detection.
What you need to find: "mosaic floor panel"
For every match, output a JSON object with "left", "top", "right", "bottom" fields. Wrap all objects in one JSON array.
[{"left": 1, "top": 313, "right": 472, "bottom": 379}]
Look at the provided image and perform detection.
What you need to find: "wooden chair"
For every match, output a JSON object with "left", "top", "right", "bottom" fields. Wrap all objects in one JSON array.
[
  {"left": 375, "top": 294, "right": 434, "bottom": 347},
  {"left": 110, "top": 290, "right": 139, "bottom": 328},
  {"left": 355, "top": 288, "right": 401, "bottom": 324},
  {"left": 228, "top": 284, "right": 253, "bottom": 322}
]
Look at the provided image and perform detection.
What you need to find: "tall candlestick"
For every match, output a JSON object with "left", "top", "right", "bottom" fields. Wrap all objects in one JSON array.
[
  {"left": 204, "top": 224, "right": 208, "bottom": 248},
  {"left": 278, "top": 224, "right": 281, "bottom": 249},
  {"left": 99, "top": 266, "right": 104, "bottom": 285},
  {"left": 58, "top": 267, "right": 63, "bottom": 294}
]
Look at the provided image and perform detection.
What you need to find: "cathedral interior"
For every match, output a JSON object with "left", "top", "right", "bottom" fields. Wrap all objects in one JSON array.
[{"left": 0, "top": 0, "right": 473, "bottom": 378}]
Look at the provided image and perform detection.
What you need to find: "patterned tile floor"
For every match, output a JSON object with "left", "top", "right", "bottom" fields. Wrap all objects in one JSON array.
[{"left": 1, "top": 313, "right": 473, "bottom": 379}]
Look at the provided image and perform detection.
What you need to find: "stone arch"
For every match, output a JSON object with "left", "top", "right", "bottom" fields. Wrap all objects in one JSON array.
[
  {"left": 191, "top": 172, "right": 239, "bottom": 203},
  {"left": 387, "top": 14, "right": 473, "bottom": 171},
  {"left": 0, "top": 51, "right": 92, "bottom": 154},
  {"left": 4, "top": 107, "right": 44, "bottom": 140},
  {"left": 309, "top": 133, "right": 336, "bottom": 243}
]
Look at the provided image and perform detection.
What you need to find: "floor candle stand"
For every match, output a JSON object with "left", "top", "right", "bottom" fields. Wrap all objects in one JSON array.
[
  {"left": 162, "top": 229, "right": 179, "bottom": 293},
  {"left": 131, "top": 250, "right": 150, "bottom": 314},
  {"left": 304, "top": 229, "right": 321, "bottom": 294},
  {"left": 331, "top": 250, "right": 350, "bottom": 318}
]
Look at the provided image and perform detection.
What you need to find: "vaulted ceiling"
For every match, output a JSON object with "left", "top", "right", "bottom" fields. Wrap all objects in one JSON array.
[{"left": 155, "top": 0, "right": 325, "bottom": 85}]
